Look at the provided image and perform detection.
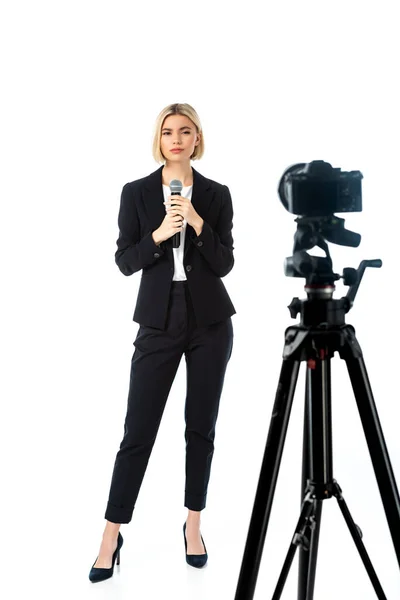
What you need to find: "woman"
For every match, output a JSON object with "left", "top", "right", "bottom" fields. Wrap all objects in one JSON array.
[{"left": 89, "top": 103, "right": 236, "bottom": 582}]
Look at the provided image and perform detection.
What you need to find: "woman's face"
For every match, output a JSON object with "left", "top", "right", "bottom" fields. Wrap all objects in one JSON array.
[{"left": 160, "top": 114, "right": 200, "bottom": 162}]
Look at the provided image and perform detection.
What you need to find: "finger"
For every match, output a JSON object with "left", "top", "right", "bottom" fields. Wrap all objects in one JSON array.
[{"left": 164, "top": 196, "right": 188, "bottom": 203}]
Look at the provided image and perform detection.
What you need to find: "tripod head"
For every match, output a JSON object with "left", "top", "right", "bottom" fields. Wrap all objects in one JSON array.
[
  {"left": 286, "top": 255, "right": 382, "bottom": 326},
  {"left": 278, "top": 161, "right": 382, "bottom": 326}
]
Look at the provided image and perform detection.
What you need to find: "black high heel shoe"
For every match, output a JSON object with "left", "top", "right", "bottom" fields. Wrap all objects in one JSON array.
[
  {"left": 183, "top": 522, "right": 208, "bottom": 568},
  {"left": 89, "top": 531, "right": 123, "bottom": 583}
]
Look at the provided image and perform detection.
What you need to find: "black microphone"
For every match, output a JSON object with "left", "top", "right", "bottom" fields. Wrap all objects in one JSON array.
[{"left": 169, "top": 179, "right": 183, "bottom": 248}]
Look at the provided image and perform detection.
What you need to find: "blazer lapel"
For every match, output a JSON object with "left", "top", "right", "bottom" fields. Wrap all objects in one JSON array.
[
  {"left": 184, "top": 166, "right": 213, "bottom": 257},
  {"left": 143, "top": 166, "right": 167, "bottom": 230},
  {"left": 143, "top": 165, "right": 213, "bottom": 264}
]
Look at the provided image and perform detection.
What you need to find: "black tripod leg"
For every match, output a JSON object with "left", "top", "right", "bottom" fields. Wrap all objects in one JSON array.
[
  {"left": 343, "top": 330, "right": 400, "bottom": 566},
  {"left": 272, "top": 492, "right": 316, "bottom": 600},
  {"left": 234, "top": 357, "right": 301, "bottom": 600},
  {"left": 299, "top": 375, "right": 313, "bottom": 599},
  {"left": 333, "top": 481, "right": 388, "bottom": 600},
  {"left": 298, "top": 375, "right": 311, "bottom": 598},
  {"left": 302, "top": 500, "right": 323, "bottom": 600},
  {"left": 299, "top": 358, "right": 333, "bottom": 600}
]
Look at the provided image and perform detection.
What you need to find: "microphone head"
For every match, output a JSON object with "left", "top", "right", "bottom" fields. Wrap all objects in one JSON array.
[{"left": 169, "top": 179, "right": 183, "bottom": 194}]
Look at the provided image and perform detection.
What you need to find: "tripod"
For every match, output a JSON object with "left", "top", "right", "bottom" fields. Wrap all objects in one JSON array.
[{"left": 234, "top": 260, "right": 400, "bottom": 600}]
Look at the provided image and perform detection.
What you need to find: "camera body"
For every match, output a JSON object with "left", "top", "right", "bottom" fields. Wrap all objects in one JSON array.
[{"left": 279, "top": 160, "right": 363, "bottom": 217}]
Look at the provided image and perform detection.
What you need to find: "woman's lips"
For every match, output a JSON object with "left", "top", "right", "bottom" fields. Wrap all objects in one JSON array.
[{"left": 171, "top": 149, "right": 183, "bottom": 153}]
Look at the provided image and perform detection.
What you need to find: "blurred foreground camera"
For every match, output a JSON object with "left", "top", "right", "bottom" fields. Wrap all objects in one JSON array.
[{"left": 278, "top": 160, "right": 362, "bottom": 217}]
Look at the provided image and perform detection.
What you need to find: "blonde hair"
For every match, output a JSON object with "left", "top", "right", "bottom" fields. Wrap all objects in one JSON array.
[{"left": 152, "top": 103, "right": 204, "bottom": 164}]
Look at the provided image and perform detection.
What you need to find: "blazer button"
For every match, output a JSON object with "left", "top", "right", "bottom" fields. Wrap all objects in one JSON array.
[
  {"left": 153, "top": 252, "right": 160, "bottom": 258},
  {"left": 197, "top": 241, "right": 203, "bottom": 247},
  {"left": 186, "top": 265, "right": 192, "bottom": 272}
]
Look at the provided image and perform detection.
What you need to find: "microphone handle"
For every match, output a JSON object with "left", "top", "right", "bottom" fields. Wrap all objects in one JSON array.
[{"left": 170, "top": 191, "right": 181, "bottom": 248}]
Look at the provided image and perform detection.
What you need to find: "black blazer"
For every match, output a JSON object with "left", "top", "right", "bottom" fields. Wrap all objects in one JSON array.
[{"left": 115, "top": 165, "right": 236, "bottom": 329}]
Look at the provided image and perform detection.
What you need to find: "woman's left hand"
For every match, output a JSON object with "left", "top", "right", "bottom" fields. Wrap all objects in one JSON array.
[{"left": 164, "top": 195, "right": 201, "bottom": 228}]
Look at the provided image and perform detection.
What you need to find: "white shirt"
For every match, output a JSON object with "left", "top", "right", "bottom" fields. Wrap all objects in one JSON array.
[{"left": 162, "top": 184, "right": 193, "bottom": 281}]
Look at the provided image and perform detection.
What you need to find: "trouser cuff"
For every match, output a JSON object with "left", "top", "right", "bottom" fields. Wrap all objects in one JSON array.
[
  {"left": 184, "top": 491, "right": 207, "bottom": 511},
  {"left": 105, "top": 502, "right": 134, "bottom": 524}
]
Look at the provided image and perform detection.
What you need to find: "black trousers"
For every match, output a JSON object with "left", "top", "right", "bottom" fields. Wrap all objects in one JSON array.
[{"left": 105, "top": 281, "right": 234, "bottom": 523}]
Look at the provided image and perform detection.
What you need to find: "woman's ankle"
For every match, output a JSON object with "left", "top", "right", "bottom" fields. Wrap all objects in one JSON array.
[
  {"left": 103, "top": 521, "right": 121, "bottom": 539},
  {"left": 186, "top": 510, "right": 201, "bottom": 525}
]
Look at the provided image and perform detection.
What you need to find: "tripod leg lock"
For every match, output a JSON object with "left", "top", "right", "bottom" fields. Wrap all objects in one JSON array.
[
  {"left": 293, "top": 532, "right": 310, "bottom": 550},
  {"left": 291, "top": 493, "right": 319, "bottom": 550}
]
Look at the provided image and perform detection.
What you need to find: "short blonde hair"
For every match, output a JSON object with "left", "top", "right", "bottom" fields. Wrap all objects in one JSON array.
[{"left": 152, "top": 103, "right": 205, "bottom": 164}]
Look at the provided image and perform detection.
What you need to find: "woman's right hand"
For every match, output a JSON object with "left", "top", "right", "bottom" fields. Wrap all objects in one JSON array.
[{"left": 152, "top": 211, "right": 184, "bottom": 245}]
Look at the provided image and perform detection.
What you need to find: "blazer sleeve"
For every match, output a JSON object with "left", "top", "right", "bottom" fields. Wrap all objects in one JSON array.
[
  {"left": 115, "top": 182, "right": 166, "bottom": 276},
  {"left": 190, "top": 184, "right": 234, "bottom": 278}
]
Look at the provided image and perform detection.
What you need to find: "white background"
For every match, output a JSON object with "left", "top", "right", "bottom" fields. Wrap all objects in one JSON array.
[{"left": 1, "top": 1, "right": 400, "bottom": 599}]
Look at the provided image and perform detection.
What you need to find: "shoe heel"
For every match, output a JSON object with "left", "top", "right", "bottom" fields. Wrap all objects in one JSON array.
[{"left": 116, "top": 550, "right": 120, "bottom": 566}]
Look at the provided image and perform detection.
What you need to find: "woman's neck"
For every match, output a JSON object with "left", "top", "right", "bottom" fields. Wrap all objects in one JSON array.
[{"left": 162, "top": 164, "right": 193, "bottom": 186}]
